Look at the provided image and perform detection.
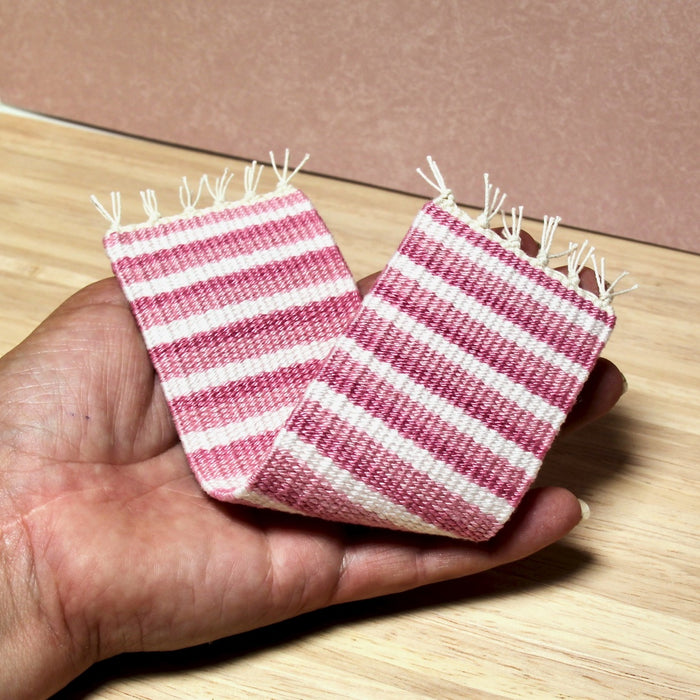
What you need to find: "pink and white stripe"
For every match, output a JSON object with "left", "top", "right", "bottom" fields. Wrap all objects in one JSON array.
[
  {"left": 104, "top": 185, "right": 362, "bottom": 487},
  {"left": 104, "top": 187, "right": 616, "bottom": 541},
  {"left": 250, "top": 200, "right": 614, "bottom": 540}
]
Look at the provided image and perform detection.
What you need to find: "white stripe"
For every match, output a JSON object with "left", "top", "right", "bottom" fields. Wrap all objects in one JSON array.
[
  {"left": 389, "top": 253, "right": 591, "bottom": 381},
  {"left": 180, "top": 405, "right": 294, "bottom": 453},
  {"left": 141, "top": 276, "right": 358, "bottom": 347},
  {"left": 235, "top": 490, "right": 305, "bottom": 515},
  {"left": 161, "top": 338, "right": 336, "bottom": 399},
  {"left": 106, "top": 197, "right": 315, "bottom": 260},
  {"left": 419, "top": 208, "right": 613, "bottom": 338},
  {"left": 362, "top": 296, "right": 566, "bottom": 428},
  {"left": 302, "top": 380, "right": 518, "bottom": 522},
  {"left": 328, "top": 339, "right": 543, "bottom": 478},
  {"left": 271, "top": 432, "right": 455, "bottom": 537},
  {"left": 122, "top": 235, "right": 337, "bottom": 301},
  {"left": 337, "top": 335, "right": 558, "bottom": 454},
  {"left": 200, "top": 473, "right": 251, "bottom": 497}
]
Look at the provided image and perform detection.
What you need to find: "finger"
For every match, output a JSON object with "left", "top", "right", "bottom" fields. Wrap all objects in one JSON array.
[
  {"left": 518, "top": 230, "right": 540, "bottom": 257},
  {"left": 562, "top": 357, "right": 626, "bottom": 432},
  {"left": 332, "top": 486, "right": 583, "bottom": 604},
  {"left": 50, "top": 277, "right": 130, "bottom": 317},
  {"left": 357, "top": 272, "right": 381, "bottom": 298}
]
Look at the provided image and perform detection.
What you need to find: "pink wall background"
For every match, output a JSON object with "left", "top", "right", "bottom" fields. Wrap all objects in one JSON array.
[{"left": 2, "top": 0, "right": 698, "bottom": 252}]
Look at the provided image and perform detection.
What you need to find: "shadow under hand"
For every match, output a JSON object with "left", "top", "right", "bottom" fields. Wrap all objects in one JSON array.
[
  {"left": 54, "top": 542, "right": 591, "bottom": 699},
  {"left": 538, "top": 407, "right": 635, "bottom": 500}
]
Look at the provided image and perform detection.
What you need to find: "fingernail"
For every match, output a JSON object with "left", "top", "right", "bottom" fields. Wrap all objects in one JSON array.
[
  {"left": 621, "top": 374, "right": 629, "bottom": 395},
  {"left": 577, "top": 498, "right": 591, "bottom": 521}
]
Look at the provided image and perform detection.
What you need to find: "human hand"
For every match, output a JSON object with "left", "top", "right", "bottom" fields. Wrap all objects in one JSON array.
[{"left": 0, "top": 234, "right": 624, "bottom": 698}]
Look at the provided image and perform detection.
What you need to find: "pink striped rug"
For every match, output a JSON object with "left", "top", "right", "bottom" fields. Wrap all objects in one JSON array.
[{"left": 98, "top": 156, "right": 625, "bottom": 540}]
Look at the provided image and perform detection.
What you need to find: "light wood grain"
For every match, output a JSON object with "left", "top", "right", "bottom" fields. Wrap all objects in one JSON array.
[{"left": 1, "top": 112, "right": 698, "bottom": 699}]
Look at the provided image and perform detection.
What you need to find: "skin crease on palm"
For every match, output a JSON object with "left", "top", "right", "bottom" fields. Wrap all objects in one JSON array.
[{"left": 0, "top": 228, "right": 625, "bottom": 699}]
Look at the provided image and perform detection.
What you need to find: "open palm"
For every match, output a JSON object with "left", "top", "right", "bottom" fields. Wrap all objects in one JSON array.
[{"left": 0, "top": 265, "right": 622, "bottom": 696}]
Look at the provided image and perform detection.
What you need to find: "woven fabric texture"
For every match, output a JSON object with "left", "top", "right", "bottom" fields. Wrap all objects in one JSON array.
[{"left": 102, "top": 166, "right": 616, "bottom": 541}]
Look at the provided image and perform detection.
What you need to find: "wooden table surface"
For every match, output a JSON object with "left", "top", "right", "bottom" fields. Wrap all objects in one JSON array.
[{"left": 1, "top": 111, "right": 698, "bottom": 699}]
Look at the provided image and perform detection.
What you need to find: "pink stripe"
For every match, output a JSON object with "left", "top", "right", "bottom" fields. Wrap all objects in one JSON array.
[
  {"left": 104, "top": 189, "right": 309, "bottom": 248},
  {"left": 310, "top": 351, "right": 536, "bottom": 496},
  {"left": 129, "top": 247, "right": 354, "bottom": 330},
  {"left": 169, "top": 360, "right": 320, "bottom": 432},
  {"left": 330, "top": 320, "right": 557, "bottom": 458},
  {"left": 111, "top": 209, "right": 328, "bottom": 283},
  {"left": 400, "top": 226, "right": 610, "bottom": 354},
  {"left": 424, "top": 203, "right": 615, "bottom": 328},
  {"left": 372, "top": 269, "right": 592, "bottom": 409},
  {"left": 187, "top": 430, "right": 278, "bottom": 485},
  {"left": 147, "top": 292, "right": 360, "bottom": 380},
  {"left": 285, "top": 403, "right": 502, "bottom": 540},
  {"left": 154, "top": 310, "right": 347, "bottom": 382},
  {"left": 174, "top": 385, "right": 297, "bottom": 432},
  {"left": 251, "top": 452, "right": 415, "bottom": 532}
]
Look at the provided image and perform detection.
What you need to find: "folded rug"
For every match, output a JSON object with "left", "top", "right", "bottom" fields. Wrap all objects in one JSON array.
[{"left": 96, "top": 153, "right": 632, "bottom": 540}]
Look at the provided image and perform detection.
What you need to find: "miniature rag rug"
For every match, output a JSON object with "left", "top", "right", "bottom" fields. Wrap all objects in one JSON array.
[{"left": 97, "top": 154, "right": 629, "bottom": 541}]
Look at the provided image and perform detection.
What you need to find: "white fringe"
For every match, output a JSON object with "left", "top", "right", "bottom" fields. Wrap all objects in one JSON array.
[
  {"left": 179, "top": 175, "right": 206, "bottom": 215},
  {"left": 500, "top": 206, "right": 523, "bottom": 250},
  {"left": 244, "top": 160, "right": 264, "bottom": 199},
  {"left": 593, "top": 256, "right": 639, "bottom": 304},
  {"left": 91, "top": 153, "right": 635, "bottom": 309},
  {"left": 90, "top": 191, "right": 121, "bottom": 229},
  {"left": 567, "top": 240, "right": 595, "bottom": 286},
  {"left": 536, "top": 215, "right": 562, "bottom": 267},
  {"left": 204, "top": 167, "right": 235, "bottom": 206},
  {"left": 475, "top": 173, "right": 506, "bottom": 230},
  {"left": 139, "top": 189, "right": 160, "bottom": 224},
  {"left": 416, "top": 155, "right": 453, "bottom": 202},
  {"left": 270, "top": 149, "right": 309, "bottom": 189},
  {"left": 416, "top": 156, "right": 635, "bottom": 309},
  {"left": 91, "top": 149, "right": 313, "bottom": 232}
]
